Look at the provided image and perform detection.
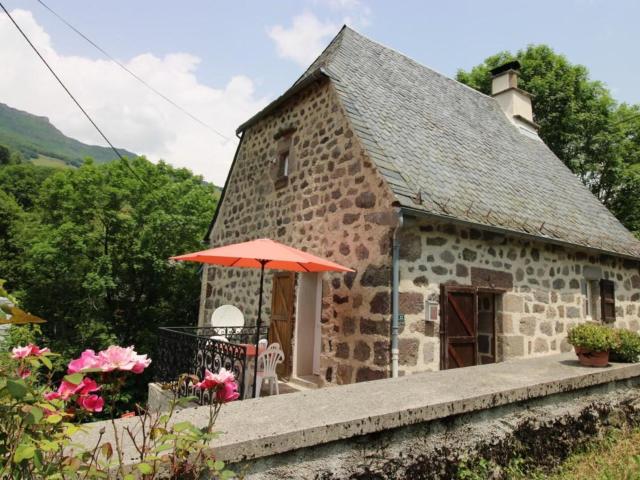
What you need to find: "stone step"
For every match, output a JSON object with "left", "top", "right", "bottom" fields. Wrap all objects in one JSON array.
[{"left": 287, "top": 375, "right": 323, "bottom": 390}]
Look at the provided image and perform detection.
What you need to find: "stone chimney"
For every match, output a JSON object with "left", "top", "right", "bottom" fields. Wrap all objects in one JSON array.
[{"left": 490, "top": 60, "right": 538, "bottom": 135}]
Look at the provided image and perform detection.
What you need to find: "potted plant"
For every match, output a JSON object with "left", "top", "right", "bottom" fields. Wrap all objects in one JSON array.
[
  {"left": 567, "top": 323, "right": 614, "bottom": 367},
  {"left": 610, "top": 328, "right": 640, "bottom": 363}
]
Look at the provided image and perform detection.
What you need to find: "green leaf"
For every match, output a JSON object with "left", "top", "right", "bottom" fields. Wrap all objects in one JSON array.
[
  {"left": 14, "top": 444, "right": 36, "bottom": 463},
  {"left": 213, "top": 460, "right": 225, "bottom": 470},
  {"left": 7, "top": 379, "right": 28, "bottom": 399},
  {"left": 100, "top": 442, "right": 113, "bottom": 460},
  {"left": 137, "top": 462, "right": 153, "bottom": 474},
  {"left": 40, "top": 355, "right": 53, "bottom": 370},
  {"left": 46, "top": 414, "right": 62, "bottom": 424},
  {"left": 124, "top": 475, "right": 136, "bottom": 480},
  {"left": 173, "top": 421, "right": 192, "bottom": 432},
  {"left": 63, "top": 373, "right": 83, "bottom": 385},
  {"left": 221, "top": 470, "right": 235, "bottom": 480},
  {"left": 26, "top": 406, "right": 44, "bottom": 424}
]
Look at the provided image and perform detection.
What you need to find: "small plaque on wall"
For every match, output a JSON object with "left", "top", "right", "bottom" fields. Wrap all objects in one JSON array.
[
  {"left": 427, "top": 301, "right": 439, "bottom": 321},
  {"left": 425, "top": 301, "right": 439, "bottom": 336}
]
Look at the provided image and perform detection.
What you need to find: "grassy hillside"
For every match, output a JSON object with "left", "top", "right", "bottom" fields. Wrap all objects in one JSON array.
[{"left": 0, "top": 102, "right": 136, "bottom": 166}]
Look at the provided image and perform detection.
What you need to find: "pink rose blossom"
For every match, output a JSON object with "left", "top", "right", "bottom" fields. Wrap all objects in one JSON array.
[
  {"left": 11, "top": 344, "right": 50, "bottom": 359},
  {"left": 67, "top": 349, "right": 101, "bottom": 373},
  {"left": 57, "top": 380, "right": 80, "bottom": 400},
  {"left": 195, "top": 368, "right": 239, "bottom": 402},
  {"left": 194, "top": 368, "right": 222, "bottom": 390},
  {"left": 44, "top": 391, "right": 61, "bottom": 401},
  {"left": 78, "top": 394, "right": 104, "bottom": 413},
  {"left": 97, "top": 346, "right": 151, "bottom": 373},
  {"left": 216, "top": 380, "right": 239, "bottom": 403},
  {"left": 18, "top": 367, "right": 30, "bottom": 379},
  {"left": 56, "top": 377, "right": 100, "bottom": 400}
]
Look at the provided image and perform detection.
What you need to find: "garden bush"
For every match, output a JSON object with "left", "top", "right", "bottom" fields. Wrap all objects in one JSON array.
[
  {"left": 567, "top": 323, "right": 615, "bottom": 352},
  {"left": 610, "top": 328, "right": 640, "bottom": 363},
  {"left": 0, "top": 342, "right": 237, "bottom": 479}
]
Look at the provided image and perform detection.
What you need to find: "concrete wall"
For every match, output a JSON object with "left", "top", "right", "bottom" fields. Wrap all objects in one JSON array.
[
  {"left": 203, "top": 78, "right": 399, "bottom": 384},
  {"left": 124, "top": 355, "right": 640, "bottom": 479},
  {"left": 397, "top": 217, "right": 640, "bottom": 374}
]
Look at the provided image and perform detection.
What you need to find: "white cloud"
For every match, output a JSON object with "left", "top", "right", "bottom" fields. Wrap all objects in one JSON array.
[
  {"left": 267, "top": 12, "right": 340, "bottom": 67},
  {"left": 0, "top": 9, "right": 267, "bottom": 185}
]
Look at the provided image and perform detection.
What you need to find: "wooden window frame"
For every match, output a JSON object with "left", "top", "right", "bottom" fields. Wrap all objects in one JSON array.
[
  {"left": 274, "top": 133, "right": 293, "bottom": 189},
  {"left": 600, "top": 279, "right": 616, "bottom": 323}
]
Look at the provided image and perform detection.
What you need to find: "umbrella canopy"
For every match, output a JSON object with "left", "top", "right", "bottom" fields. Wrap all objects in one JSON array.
[{"left": 171, "top": 238, "right": 354, "bottom": 273}]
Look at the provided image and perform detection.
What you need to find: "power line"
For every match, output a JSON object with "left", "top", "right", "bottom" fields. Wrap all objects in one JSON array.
[
  {"left": 612, "top": 111, "right": 640, "bottom": 127},
  {"left": 35, "top": 0, "right": 231, "bottom": 141},
  {"left": 0, "top": 1, "right": 144, "bottom": 183}
]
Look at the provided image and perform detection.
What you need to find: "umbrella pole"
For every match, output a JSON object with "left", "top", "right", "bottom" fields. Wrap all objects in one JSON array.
[{"left": 252, "top": 261, "right": 266, "bottom": 398}]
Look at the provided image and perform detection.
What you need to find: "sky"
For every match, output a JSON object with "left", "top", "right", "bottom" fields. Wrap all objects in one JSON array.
[{"left": 1, "top": 0, "right": 639, "bottom": 185}]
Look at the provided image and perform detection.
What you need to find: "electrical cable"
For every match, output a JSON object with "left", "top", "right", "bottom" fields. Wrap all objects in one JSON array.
[
  {"left": 0, "top": 1, "right": 144, "bottom": 182},
  {"left": 35, "top": 0, "right": 231, "bottom": 141}
]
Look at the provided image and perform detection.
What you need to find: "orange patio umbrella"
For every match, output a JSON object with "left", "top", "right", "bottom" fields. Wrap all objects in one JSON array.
[{"left": 171, "top": 238, "right": 354, "bottom": 396}]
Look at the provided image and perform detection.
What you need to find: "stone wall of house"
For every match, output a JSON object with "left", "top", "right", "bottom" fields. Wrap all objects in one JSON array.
[
  {"left": 397, "top": 218, "right": 640, "bottom": 374},
  {"left": 203, "top": 78, "right": 400, "bottom": 385}
]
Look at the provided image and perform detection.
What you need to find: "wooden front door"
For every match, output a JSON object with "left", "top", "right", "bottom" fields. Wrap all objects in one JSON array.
[
  {"left": 268, "top": 272, "right": 295, "bottom": 378},
  {"left": 440, "top": 285, "right": 478, "bottom": 369}
]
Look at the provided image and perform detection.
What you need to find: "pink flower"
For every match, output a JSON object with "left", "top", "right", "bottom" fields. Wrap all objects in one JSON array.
[
  {"left": 194, "top": 368, "right": 222, "bottom": 390},
  {"left": 195, "top": 368, "right": 238, "bottom": 402},
  {"left": 77, "top": 377, "right": 101, "bottom": 395},
  {"left": 56, "top": 377, "right": 100, "bottom": 400},
  {"left": 78, "top": 394, "right": 104, "bottom": 413},
  {"left": 216, "top": 380, "right": 239, "bottom": 403},
  {"left": 67, "top": 349, "right": 101, "bottom": 373},
  {"left": 57, "top": 380, "right": 80, "bottom": 400},
  {"left": 44, "top": 391, "right": 61, "bottom": 401},
  {"left": 18, "top": 367, "right": 30, "bottom": 379},
  {"left": 11, "top": 344, "right": 50, "bottom": 359},
  {"left": 98, "top": 346, "right": 151, "bottom": 374}
]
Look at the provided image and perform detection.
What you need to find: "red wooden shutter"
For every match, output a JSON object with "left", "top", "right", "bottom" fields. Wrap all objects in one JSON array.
[
  {"left": 600, "top": 279, "right": 616, "bottom": 323},
  {"left": 440, "top": 285, "right": 478, "bottom": 369}
]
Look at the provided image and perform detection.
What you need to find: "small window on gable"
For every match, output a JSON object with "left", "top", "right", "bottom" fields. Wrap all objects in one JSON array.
[
  {"left": 274, "top": 133, "right": 292, "bottom": 189},
  {"left": 600, "top": 279, "right": 616, "bottom": 323},
  {"left": 582, "top": 279, "right": 600, "bottom": 321}
]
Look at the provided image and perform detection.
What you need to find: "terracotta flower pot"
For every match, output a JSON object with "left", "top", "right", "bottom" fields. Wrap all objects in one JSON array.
[{"left": 574, "top": 346, "right": 609, "bottom": 367}]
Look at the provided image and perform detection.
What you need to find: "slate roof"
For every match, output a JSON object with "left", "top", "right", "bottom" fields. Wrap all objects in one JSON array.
[{"left": 238, "top": 26, "right": 640, "bottom": 259}]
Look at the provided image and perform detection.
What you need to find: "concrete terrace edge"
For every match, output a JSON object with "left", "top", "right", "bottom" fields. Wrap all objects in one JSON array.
[
  {"left": 74, "top": 354, "right": 640, "bottom": 465},
  {"left": 211, "top": 356, "right": 640, "bottom": 462}
]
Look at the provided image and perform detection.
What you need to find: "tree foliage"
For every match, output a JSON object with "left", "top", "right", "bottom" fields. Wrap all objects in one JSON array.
[
  {"left": 457, "top": 45, "right": 640, "bottom": 235},
  {"left": 0, "top": 153, "right": 218, "bottom": 403}
]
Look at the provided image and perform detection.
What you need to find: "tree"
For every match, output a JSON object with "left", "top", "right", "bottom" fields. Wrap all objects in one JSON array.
[
  {"left": 2, "top": 157, "right": 218, "bottom": 404},
  {"left": 457, "top": 45, "right": 640, "bottom": 233},
  {"left": 0, "top": 145, "right": 9, "bottom": 165}
]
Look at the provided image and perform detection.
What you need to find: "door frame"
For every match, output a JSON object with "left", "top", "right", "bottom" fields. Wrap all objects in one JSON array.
[
  {"left": 440, "top": 285, "right": 504, "bottom": 369},
  {"left": 292, "top": 272, "right": 322, "bottom": 378}
]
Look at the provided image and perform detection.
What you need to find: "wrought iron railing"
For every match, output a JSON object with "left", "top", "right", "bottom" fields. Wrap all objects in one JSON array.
[{"left": 154, "top": 325, "right": 268, "bottom": 403}]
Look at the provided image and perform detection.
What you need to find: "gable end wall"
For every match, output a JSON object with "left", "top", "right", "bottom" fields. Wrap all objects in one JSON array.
[{"left": 203, "top": 78, "right": 399, "bottom": 384}]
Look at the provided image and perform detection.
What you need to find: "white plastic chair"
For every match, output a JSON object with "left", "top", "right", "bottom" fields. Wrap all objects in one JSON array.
[
  {"left": 258, "top": 338, "right": 268, "bottom": 351},
  {"left": 255, "top": 343, "right": 284, "bottom": 398}
]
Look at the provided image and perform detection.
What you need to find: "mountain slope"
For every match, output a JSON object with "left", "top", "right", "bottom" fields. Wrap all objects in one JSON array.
[{"left": 0, "top": 103, "right": 136, "bottom": 166}]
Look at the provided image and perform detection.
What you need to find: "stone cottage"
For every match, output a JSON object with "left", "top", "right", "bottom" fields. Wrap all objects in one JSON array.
[{"left": 200, "top": 26, "right": 640, "bottom": 387}]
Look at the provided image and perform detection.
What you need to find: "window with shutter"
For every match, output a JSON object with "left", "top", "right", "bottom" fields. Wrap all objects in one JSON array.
[
  {"left": 274, "top": 134, "right": 292, "bottom": 189},
  {"left": 600, "top": 279, "right": 616, "bottom": 323}
]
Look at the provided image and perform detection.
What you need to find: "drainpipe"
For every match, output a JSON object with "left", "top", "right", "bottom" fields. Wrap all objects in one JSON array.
[{"left": 391, "top": 209, "right": 404, "bottom": 378}]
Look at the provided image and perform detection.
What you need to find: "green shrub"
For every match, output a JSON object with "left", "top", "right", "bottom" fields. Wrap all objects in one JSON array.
[
  {"left": 611, "top": 329, "right": 640, "bottom": 362},
  {"left": 567, "top": 323, "right": 615, "bottom": 352}
]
